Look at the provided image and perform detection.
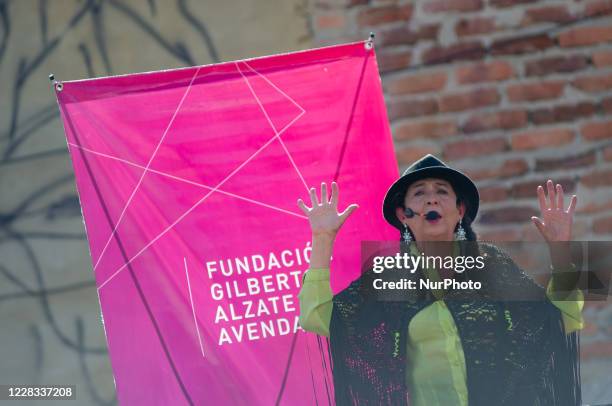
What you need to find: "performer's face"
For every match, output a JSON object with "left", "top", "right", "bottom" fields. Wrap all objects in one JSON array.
[{"left": 395, "top": 178, "right": 465, "bottom": 242}]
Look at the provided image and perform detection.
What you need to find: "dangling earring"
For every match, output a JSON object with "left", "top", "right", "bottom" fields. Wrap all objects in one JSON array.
[
  {"left": 455, "top": 219, "right": 467, "bottom": 241},
  {"left": 402, "top": 223, "right": 413, "bottom": 243}
]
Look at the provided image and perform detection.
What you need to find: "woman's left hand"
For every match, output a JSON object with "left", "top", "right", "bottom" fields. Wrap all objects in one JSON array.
[{"left": 531, "top": 179, "right": 577, "bottom": 243}]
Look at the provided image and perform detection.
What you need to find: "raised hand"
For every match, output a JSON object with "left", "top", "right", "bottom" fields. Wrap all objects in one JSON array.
[
  {"left": 297, "top": 182, "right": 359, "bottom": 239},
  {"left": 531, "top": 180, "right": 577, "bottom": 243}
]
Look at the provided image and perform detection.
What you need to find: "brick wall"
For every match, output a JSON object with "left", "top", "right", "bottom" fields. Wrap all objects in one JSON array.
[
  {"left": 310, "top": 0, "right": 612, "bottom": 241},
  {"left": 309, "top": 0, "right": 612, "bottom": 401}
]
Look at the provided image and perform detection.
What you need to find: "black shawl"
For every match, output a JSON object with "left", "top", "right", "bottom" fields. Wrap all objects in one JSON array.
[{"left": 329, "top": 243, "right": 580, "bottom": 405}]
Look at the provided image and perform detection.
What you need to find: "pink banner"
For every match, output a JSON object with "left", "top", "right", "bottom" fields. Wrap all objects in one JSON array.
[{"left": 55, "top": 41, "right": 399, "bottom": 405}]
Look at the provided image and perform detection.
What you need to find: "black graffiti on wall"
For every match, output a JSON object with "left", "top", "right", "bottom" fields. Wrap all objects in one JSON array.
[{"left": 0, "top": 0, "right": 219, "bottom": 404}]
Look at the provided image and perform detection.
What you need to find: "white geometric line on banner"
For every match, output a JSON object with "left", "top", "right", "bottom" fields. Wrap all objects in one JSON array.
[
  {"left": 184, "top": 257, "right": 206, "bottom": 359},
  {"left": 96, "top": 66, "right": 304, "bottom": 291},
  {"left": 236, "top": 62, "right": 309, "bottom": 193},
  {"left": 92, "top": 67, "right": 202, "bottom": 273},
  {"left": 67, "top": 143, "right": 307, "bottom": 220},
  {"left": 236, "top": 63, "right": 280, "bottom": 135},
  {"left": 97, "top": 121, "right": 296, "bottom": 290},
  {"left": 243, "top": 61, "right": 305, "bottom": 115},
  {"left": 242, "top": 62, "right": 309, "bottom": 192}
]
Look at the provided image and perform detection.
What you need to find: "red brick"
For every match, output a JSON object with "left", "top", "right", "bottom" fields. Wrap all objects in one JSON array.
[
  {"left": 478, "top": 228, "right": 523, "bottom": 241},
  {"left": 603, "top": 97, "right": 612, "bottom": 114},
  {"left": 490, "top": 0, "right": 533, "bottom": 7},
  {"left": 529, "top": 102, "right": 596, "bottom": 125},
  {"left": 396, "top": 144, "right": 440, "bottom": 166},
  {"left": 605, "top": 146, "right": 612, "bottom": 162},
  {"left": 388, "top": 98, "right": 438, "bottom": 120},
  {"left": 357, "top": 4, "right": 413, "bottom": 27},
  {"left": 315, "top": 13, "right": 346, "bottom": 30},
  {"left": 423, "top": 0, "right": 483, "bottom": 13},
  {"left": 593, "top": 216, "right": 612, "bottom": 234},
  {"left": 491, "top": 34, "right": 553, "bottom": 55},
  {"left": 581, "top": 120, "right": 612, "bottom": 141},
  {"left": 573, "top": 73, "right": 612, "bottom": 93},
  {"left": 422, "top": 41, "right": 486, "bottom": 65},
  {"left": 393, "top": 119, "right": 457, "bottom": 141},
  {"left": 593, "top": 50, "right": 612, "bottom": 67},
  {"left": 417, "top": 24, "right": 441, "bottom": 41},
  {"left": 455, "top": 17, "right": 496, "bottom": 37},
  {"left": 559, "top": 26, "right": 612, "bottom": 47},
  {"left": 584, "top": 0, "right": 612, "bottom": 17},
  {"left": 511, "top": 128, "right": 575, "bottom": 150},
  {"left": 500, "top": 159, "right": 529, "bottom": 177},
  {"left": 593, "top": 217, "right": 612, "bottom": 234},
  {"left": 462, "top": 158, "right": 529, "bottom": 181},
  {"left": 379, "top": 24, "right": 439, "bottom": 47},
  {"left": 524, "top": 55, "right": 589, "bottom": 76},
  {"left": 522, "top": 5, "right": 574, "bottom": 25},
  {"left": 506, "top": 81, "right": 564, "bottom": 102},
  {"left": 580, "top": 169, "right": 612, "bottom": 188},
  {"left": 377, "top": 48, "right": 412, "bottom": 73},
  {"left": 535, "top": 150, "right": 596, "bottom": 171},
  {"left": 456, "top": 61, "right": 514, "bottom": 84},
  {"left": 479, "top": 185, "right": 509, "bottom": 203},
  {"left": 462, "top": 110, "right": 527, "bottom": 134},
  {"left": 480, "top": 206, "right": 539, "bottom": 224},
  {"left": 379, "top": 28, "right": 420, "bottom": 47},
  {"left": 385, "top": 71, "right": 447, "bottom": 95},
  {"left": 443, "top": 137, "right": 507, "bottom": 160},
  {"left": 585, "top": 301, "right": 612, "bottom": 311},
  {"left": 577, "top": 199, "right": 612, "bottom": 214},
  {"left": 512, "top": 178, "right": 576, "bottom": 199},
  {"left": 438, "top": 88, "right": 500, "bottom": 113}
]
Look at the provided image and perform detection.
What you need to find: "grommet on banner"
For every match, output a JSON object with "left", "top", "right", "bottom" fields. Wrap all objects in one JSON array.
[
  {"left": 49, "top": 73, "right": 63, "bottom": 92},
  {"left": 365, "top": 32, "right": 375, "bottom": 50}
]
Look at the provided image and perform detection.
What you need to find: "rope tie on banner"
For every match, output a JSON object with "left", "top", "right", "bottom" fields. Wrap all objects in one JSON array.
[
  {"left": 49, "top": 73, "right": 63, "bottom": 92},
  {"left": 365, "top": 32, "right": 375, "bottom": 50}
]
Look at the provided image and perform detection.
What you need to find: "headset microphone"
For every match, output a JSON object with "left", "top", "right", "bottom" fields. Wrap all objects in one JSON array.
[
  {"left": 404, "top": 208, "right": 441, "bottom": 220},
  {"left": 425, "top": 211, "right": 441, "bottom": 220}
]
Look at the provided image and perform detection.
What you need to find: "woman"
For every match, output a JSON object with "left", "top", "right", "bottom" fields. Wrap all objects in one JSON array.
[{"left": 297, "top": 154, "right": 583, "bottom": 406}]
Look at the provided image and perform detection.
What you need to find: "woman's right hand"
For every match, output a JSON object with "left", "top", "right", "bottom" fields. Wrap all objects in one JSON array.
[{"left": 297, "top": 182, "right": 359, "bottom": 239}]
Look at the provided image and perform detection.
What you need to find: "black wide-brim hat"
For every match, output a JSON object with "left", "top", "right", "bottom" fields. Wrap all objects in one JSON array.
[{"left": 383, "top": 154, "right": 479, "bottom": 230}]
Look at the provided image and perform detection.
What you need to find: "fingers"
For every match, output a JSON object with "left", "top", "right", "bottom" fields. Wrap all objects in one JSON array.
[
  {"left": 297, "top": 198, "right": 310, "bottom": 215},
  {"left": 309, "top": 187, "right": 319, "bottom": 207},
  {"left": 531, "top": 216, "right": 547, "bottom": 240},
  {"left": 567, "top": 194, "right": 577, "bottom": 216},
  {"left": 546, "top": 179, "right": 556, "bottom": 210},
  {"left": 539, "top": 180, "right": 564, "bottom": 211},
  {"left": 339, "top": 204, "right": 359, "bottom": 224},
  {"left": 556, "top": 183, "right": 564, "bottom": 210},
  {"left": 305, "top": 182, "right": 335, "bottom": 209},
  {"left": 321, "top": 182, "right": 329, "bottom": 205},
  {"left": 537, "top": 185, "right": 548, "bottom": 212},
  {"left": 330, "top": 181, "right": 339, "bottom": 208}
]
